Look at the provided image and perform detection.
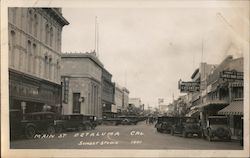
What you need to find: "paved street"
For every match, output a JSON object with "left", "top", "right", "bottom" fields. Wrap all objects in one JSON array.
[{"left": 10, "top": 121, "right": 242, "bottom": 150}]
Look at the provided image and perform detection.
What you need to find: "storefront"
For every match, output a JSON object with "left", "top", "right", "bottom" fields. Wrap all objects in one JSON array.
[
  {"left": 9, "top": 69, "right": 62, "bottom": 114},
  {"left": 218, "top": 99, "right": 243, "bottom": 140}
]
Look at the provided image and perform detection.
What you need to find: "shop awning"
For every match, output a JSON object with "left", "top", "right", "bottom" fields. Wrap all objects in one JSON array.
[
  {"left": 186, "top": 109, "right": 200, "bottom": 117},
  {"left": 218, "top": 100, "right": 243, "bottom": 115}
]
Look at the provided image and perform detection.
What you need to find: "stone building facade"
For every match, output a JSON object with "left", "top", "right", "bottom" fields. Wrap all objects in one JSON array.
[
  {"left": 61, "top": 52, "right": 103, "bottom": 118},
  {"left": 101, "top": 68, "right": 115, "bottom": 118},
  {"left": 114, "top": 84, "right": 123, "bottom": 113},
  {"left": 8, "top": 8, "right": 69, "bottom": 113},
  {"left": 122, "top": 87, "right": 129, "bottom": 110}
]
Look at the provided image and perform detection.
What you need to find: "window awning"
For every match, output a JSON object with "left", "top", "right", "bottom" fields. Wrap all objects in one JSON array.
[{"left": 218, "top": 100, "right": 243, "bottom": 115}]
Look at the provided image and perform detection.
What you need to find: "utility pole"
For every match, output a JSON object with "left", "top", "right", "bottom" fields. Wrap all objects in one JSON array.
[{"left": 95, "top": 16, "right": 99, "bottom": 58}]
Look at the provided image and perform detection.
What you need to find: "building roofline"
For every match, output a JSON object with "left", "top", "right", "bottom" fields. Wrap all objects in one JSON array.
[
  {"left": 42, "top": 8, "right": 69, "bottom": 26},
  {"left": 62, "top": 52, "right": 104, "bottom": 68},
  {"left": 191, "top": 68, "right": 199, "bottom": 79}
]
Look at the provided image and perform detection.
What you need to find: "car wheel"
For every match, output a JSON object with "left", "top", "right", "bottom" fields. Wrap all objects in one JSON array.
[
  {"left": 25, "top": 126, "right": 36, "bottom": 139},
  {"left": 47, "top": 126, "right": 56, "bottom": 135},
  {"left": 78, "top": 124, "right": 84, "bottom": 131}
]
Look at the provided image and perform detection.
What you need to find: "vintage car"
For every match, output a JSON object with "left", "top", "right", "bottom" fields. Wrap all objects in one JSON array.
[
  {"left": 82, "top": 115, "right": 98, "bottom": 129},
  {"left": 155, "top": 116, "right": 176, "bottom": 133},
  {"left": 20, "top": 112, "right": 57, "bottom": 139},
  {"left": 54, "top": 114, "right": 95, "bottom": 132},
  {"left": 170, "top": 117, "right": 201, "bottom": 138},
  {"left": 10, "top": 109, "right": 23, "bottom": 139},
  {"left": 202, "top": 116, "right": 231, "bottom": 141}
]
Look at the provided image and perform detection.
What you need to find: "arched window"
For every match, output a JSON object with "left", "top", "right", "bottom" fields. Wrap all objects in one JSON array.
[
  {"left": 50, "top": 27, "right": 53, "bottom": 47},
  {"left": 34, "top": 14, "right": 38, "bottom": 37},
  {"left": 45, "top": 24, "right": 49, "bottom": 44},
  {"left": 27, "top": 40, "right": 32, "bottom": 72},
  {"left": 10, "top": 31, "right": 16, "bottom": 67},
  {"left": 33, "top": 44, "right": 37, "bottom": 74}
]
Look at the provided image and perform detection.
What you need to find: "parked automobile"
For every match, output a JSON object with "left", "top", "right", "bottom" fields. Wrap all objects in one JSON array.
[
  {"left": 155, "top": 116, "right": 176, "bottom": 133},
  {"left": 21, "top": 112, "right": 57, "bottom": 139},
  {"left": 55, "top": 114, "right": 95, "bottom": 132},
  {"left": 82, "top": 115, "right": 97, "bottom": 129},
  {"left": 10, "top": 109, "right": 22, "bottom": 139},
  {"left": 202, "top": 116, "right": 231, "bottom": 141},
  {"left": 170, "top": 117, "right": 201, "bottom": 138}
]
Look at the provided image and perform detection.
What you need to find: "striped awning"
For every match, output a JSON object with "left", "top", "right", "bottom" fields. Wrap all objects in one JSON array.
[{"left": 218, "top": 100, "right": 243, "bottom": 115}]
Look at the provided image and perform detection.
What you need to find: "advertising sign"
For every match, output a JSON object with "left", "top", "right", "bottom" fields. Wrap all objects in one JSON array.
[
  {"left": 178, "top": 80, "right": 200, "bottom": 93},
  {"left": 220, "top": 71, "right": 243, "bottom": 81}
]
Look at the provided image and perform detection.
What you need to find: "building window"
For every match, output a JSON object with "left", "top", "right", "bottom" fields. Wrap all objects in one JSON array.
[
  {"left": 45, "top": 24, "right": 49, "bottom": 44},
  {"left": 10, "top": 30, "right": 16, "bottom": 67},
  {"left": 27, "top": 40, "right": 32, "bottom": 72},
  {"left": 44, "top": 55, "right": 48, "bottom": 78},
  {"left": 50, "top": 27, "right": 53, "bottom": 47},
  {"left": 32, "top": 44, "right": 37, "bottom": 74},
  {"left": 73, "top": 93, "right": 81, "bottom": 113},
  {"left": 34, "top": 14, "right": 38, "bottom": 37},
  {"left": 28, "top": 10, "right": 33, "bottom": 34},
  {"left": 48, "top": 57, "right": 52, "bottom": 80}
]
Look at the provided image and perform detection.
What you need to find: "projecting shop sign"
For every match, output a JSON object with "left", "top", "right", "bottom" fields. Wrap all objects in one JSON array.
[{"left": 178, "top": 80, "right": 200, "bottom": 93}]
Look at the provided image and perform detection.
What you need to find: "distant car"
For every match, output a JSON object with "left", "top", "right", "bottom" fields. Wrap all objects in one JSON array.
[
  {"left": 117, "top": 116, "right": 139, "bottom": 125},
  {"left": 54, "top": 114, "right": 95, "bottom": 132},
  {"left": 202, "top": 116, "right": 231, "bottom": 141},
  {"left": 20, "top": 112, "right": 57, "bottom": 139},
  {"left": 171, "top": 117, "right": 201, "bottom": 138},
  {"left": 155, "top": 116, "right": 176, "bottom": 133}
]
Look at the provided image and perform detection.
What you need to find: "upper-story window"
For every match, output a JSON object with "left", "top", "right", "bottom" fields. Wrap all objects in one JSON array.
[
  {"left": 32, "top": 44, "right": 37, "bottom": 74},
  {"left": 45, "top": 24, "right": 49, "bottom": 45},
  {"left": 28, "top": 9, "right": 33, "bottom": 34},
  {"left": 50, "top": 27, "right": 53, "bottom": 47},
  {"left": 10, "top": 30, "right": 16, "bottom": 67},
  {"left": 27, "top": 40, "right": 32, "bottom": 72},
  {"left": 34, "top": 14, "right": 38, "bottom": 37}
]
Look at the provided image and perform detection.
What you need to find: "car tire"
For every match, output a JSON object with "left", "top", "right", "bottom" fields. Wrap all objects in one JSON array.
[
  {"left": 47, "top": 126, "right": 56, "bottom": 135},
  {"left": 25, "top": 126, "right": 36, "bottom": 139}
]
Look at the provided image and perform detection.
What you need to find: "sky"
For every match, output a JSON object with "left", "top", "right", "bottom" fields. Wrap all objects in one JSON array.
[{"left": 61, "top": 1, "right": 249, "bottom": 108}]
